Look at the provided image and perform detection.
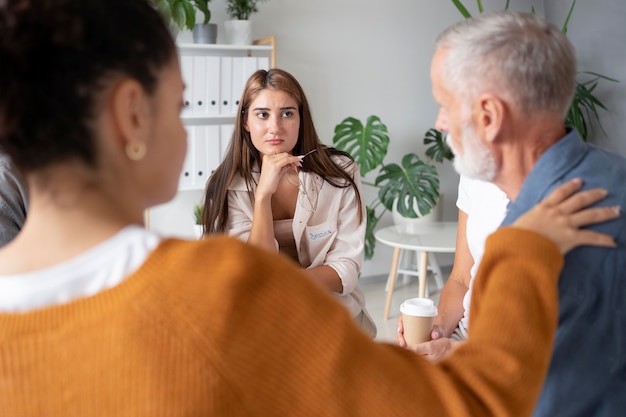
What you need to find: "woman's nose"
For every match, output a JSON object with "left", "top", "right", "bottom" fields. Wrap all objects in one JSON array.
[{"left": 268, "top": 115, "right": 281, "bottom": 134}]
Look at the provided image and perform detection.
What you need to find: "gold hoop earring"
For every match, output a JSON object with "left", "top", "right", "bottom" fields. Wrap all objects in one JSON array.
[{"left": 126, "top": 142, "right": 147, "bottom": 161}]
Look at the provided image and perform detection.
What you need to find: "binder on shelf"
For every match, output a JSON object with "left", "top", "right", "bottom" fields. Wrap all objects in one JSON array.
[
  {"left": 205, "top": 56, "right": 221, "bottom": 115},
  {"left": 231, "top": 56, "right": 267, "bottom": 114},
  {"left": 219, "top": 57, "right": 233, "bottom": 115},
  {"left": 220, "top": 124, "right": 235, "bottom": 161},
  {"left": 191, "top": 56, "right": 208, "bottom": 115},
  {"left": 179, "top": 125, "right": 194, "bottom": 190},
  {"left": 204, "top": 125, "right": 221, "bottom": 179},
  {"left": 192, "top": 126, "right": 209, "bottom": 189},
  {"left": 231, "top": 57, "right": 245, "bottom": 115},
  {"left": 178, "top": 126, "right": 222, "bottom": 190},
  {"left": 180, "top": 55, "right": 193, "bottom": 115},
  {"left": 148, "top": 37, "right": 275, "bottom": 232}
]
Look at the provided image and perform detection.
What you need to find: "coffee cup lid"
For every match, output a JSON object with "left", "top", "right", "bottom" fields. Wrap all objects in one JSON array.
[{"left": 400, "top": 297, "right": 438, "bottom": 317}]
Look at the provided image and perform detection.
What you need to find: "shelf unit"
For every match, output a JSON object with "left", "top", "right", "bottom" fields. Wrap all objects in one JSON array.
[
  {"left": 177, "top": 36, "right": 275, "bottom": 67},
  {"left": 144, "top": 37, "right": 275, "bottom": 232}
]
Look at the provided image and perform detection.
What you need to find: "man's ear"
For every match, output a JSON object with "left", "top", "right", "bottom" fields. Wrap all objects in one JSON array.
[
  {"left": 110, "top": 79, "right": 150, "bottom": 150},
  {"left": 474, "top": 94, "right": 505, "bottom": 143}
]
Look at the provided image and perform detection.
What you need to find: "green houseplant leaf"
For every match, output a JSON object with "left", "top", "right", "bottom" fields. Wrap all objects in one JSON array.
[
  {"left": 423, "top": 128, "right": 454, "bottom": 163},
  {"left": 364, "top": 206, "right": 379, "bottom": 261},
  {"left": 567, "top": 72, "right": 619, "bottom": 140},
  {"left": 193, "top": 0, "right": 212, "bottom": 24},
  {"left": 451, "top": 0, "right": 510, "bottom": 17},
  {"left": 332, "top": 115, "right": 394, "bottom": 260},
  {"left": 171, "top": 0, "right": 196, "bottom": 31},
  {"left": 332, "top": 116, "right": 390, "bottom": 178},
  {"left": 151, "top": 0, "right": 213, "bottom": 31},
  {"left": 451, "top": 0, "right": 472, "bottom": 18},
  {"left": 226, "top": 0, "right": 266, "bottom": 20},
  {"left": 193, "top": 202, "right": 204, "bottom": 225},
  {"left": 333, "top": 117, "right": 442, "bottom": 260},
  {"left": 376, "top": 153, "right": 440, "bottom": 219}
]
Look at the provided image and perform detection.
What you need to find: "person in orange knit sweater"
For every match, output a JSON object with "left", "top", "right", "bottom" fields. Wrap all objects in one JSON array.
[{"left": 0, "top": 1, "right": 619, "bottom": 416}]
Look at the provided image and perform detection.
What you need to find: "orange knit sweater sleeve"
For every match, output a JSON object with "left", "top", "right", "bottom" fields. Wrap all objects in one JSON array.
[
  {"left": 200, "top": 228, "right": 563, "bottom": 416},
  {"left": 0, "top": 228, "right": 562, "bottom": 416}
]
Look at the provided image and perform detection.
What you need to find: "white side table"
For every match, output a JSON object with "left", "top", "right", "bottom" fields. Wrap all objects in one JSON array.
[{"left": 375, "top": 222, "right": 458, "bottom": 320}]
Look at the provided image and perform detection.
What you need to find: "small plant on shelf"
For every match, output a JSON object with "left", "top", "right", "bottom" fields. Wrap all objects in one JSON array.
[
  {"left": 193, "top": 202, "right": 204, "bottom": 225},
  {"left": 193, "top": 202, "right": 205, "bottom": 239},
  {"left": 151, "top": 0, "right": 213, "bottom": 31},
  {"left": 225, "top": 0, "right": 267, "bottom": 20}
]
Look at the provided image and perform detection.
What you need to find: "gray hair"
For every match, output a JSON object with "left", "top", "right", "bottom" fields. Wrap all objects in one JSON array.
[{"left": 435, "top": 11, "right": 576, "bottom": 118}]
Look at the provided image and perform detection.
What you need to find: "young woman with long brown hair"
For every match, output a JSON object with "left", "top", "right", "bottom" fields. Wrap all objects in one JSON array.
[{"left": 202, "top": 68, "right": 376, "bottom": 336}]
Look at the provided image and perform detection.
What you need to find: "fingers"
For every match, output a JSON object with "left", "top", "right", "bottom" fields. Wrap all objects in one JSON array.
[
  {"left": 268, "top": 152, "right": 300, "bottom": 163},
  {"left": 556, "top": 188, "right": 608, "bottom": 215},
  {"left": 265, "top": 152, "right": 302, "bottom": 171},
  {"left": 396, "top": 317, "right": 406, "bottom": 347},
  {"left": 431, "top": 325, "right": 444, "bottom": 340},
  {"left": 409, "top": 338, "right": 453, "bottom": 362},
  {"left": 571, "top": 229, "right": 618, "bottom": 249},
  {"left": 569, "top": 205, "right": 621, "bottom": 228}
]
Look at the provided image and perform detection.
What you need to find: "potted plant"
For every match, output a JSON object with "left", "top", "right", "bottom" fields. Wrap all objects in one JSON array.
[
  {"left": 151, "top": 0, "right": 216, "bottom": 43},
  {"left": 224, "top": 0, "right": 268, "bottom": 45},
  {"left": 333, "top": 116, "right": 441, "bottom": 260},
  {"left": 193, "top": 202, "right": 204, "bottom": 239}
]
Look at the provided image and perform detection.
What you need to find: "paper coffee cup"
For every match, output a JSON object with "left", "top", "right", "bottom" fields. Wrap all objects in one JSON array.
[{"left": 400, "top": 298, "right": 438, "bottom": 346}]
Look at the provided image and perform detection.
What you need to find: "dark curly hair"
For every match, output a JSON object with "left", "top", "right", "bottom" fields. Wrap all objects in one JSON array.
[{"left": 0, "top": 0, "right": 177, "bottom": 173}]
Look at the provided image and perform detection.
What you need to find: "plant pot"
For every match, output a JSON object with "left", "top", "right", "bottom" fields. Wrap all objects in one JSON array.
[
  {"left": 168, "top": 22, "right": 180, "bottom": 41},
  {"left": 194, "top": 224, "right": 204, "bottom": 239},
  {"left": 392, "top": 194, "right": 443, "bottom": 225},
  {"left": 224, "top": 19, "right": 252, "bottom": 45},
  {"left": 192, "top": 23, "right": 218, "bottom": 44}
]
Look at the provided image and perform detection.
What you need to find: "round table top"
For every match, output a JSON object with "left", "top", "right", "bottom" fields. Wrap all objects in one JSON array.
[{"left": 374, "top": 221, "right": 458, "bottom": 252}]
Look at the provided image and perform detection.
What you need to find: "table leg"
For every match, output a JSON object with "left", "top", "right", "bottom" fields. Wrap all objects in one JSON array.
[
  {"left": 418, "top": 251, "right": 429, "bottom": 298},
  {"left": 383, "top": 247, "right": 402, "bottom": 320}
]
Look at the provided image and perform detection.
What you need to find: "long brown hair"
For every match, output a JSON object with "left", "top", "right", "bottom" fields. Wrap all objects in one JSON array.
[{"left": 202, "top": 68, "right": 363, "bottom": 234}]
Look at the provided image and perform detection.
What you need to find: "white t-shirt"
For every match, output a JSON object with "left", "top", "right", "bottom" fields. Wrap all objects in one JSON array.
[
  {"left": 456, "top": 175, "right": 509, "bottom": 336},
  {"left": 0, "top": 225, "right": 160, "bottom": 312}
]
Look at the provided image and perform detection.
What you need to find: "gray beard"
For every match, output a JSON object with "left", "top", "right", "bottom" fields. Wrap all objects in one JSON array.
[{"left": 447, "top": 127, "right": 497, "bottom": 182}]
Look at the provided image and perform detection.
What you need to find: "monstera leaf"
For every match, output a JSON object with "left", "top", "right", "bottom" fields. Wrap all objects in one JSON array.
[
  {"left": 332, "top": 116, "right": 444, "bottom": 260},
  {"left": 423, "top": 128, "right": 454, "bottom": 163},
  {"left": 333, "top": 116, "right": 389, "bottom": 177},
  {"left": 376, "top": 153, "right": 440, "bottom": 218}
]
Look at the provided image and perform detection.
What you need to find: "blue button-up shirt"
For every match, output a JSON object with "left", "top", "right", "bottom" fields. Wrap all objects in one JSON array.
[{"left": 501, "top": 129, "right": 626, "bottom": 417}]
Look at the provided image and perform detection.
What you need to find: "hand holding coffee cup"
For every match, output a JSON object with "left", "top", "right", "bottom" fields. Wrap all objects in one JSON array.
[{"left": 400, "top": 298, "right": 438, "bottom": 346}]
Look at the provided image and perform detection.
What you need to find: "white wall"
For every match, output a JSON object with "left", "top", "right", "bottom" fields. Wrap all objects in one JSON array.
[{"left": 153, "top": 0, "right": 624, "bottom": 277}]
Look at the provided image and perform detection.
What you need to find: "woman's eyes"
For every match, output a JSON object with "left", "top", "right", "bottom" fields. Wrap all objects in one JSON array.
[{"left": 255, "top": 110, "right": 295, "bottom": 119}]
